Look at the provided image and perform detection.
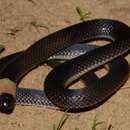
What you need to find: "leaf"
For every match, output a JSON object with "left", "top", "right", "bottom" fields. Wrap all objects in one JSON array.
[
  {"left": 30, "top": 21, "right": 49, "bottom": 30},
  {"left": 53, "top": 109, "right": 69, "bottom": 130},
  {"left": 75, "top": 128, "right": 80, "bottom": 130},
  {"left": 53, "top": 124, "right": 56, "bottom": 130},
  {"left": 91, "top": 116, "right": 103, "bottom": 130},
  {"left": 76, "top": 6, "right": 91, "bottom": 22}
]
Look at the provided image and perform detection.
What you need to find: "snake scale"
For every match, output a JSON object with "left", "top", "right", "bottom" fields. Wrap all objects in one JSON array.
[{"left": 0, "top": 19, "right": 130, "bottom": 113}]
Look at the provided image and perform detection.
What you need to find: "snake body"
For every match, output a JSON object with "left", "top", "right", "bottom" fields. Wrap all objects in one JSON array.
[{"left": 0, "top": 19, "right": 130, "bottom": 112}]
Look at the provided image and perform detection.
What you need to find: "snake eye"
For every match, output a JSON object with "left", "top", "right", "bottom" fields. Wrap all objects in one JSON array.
[{"left": 0, "top": 93, "right": 15, "bottom": 114}]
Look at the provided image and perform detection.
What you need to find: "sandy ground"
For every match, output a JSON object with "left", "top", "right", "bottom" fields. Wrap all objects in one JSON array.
[{"left": 0, "top": 0, "right": 130, "bottom": 130}]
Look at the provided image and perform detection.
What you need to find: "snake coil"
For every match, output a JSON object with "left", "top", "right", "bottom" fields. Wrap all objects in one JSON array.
[{"left": 0, "top": 19, "right": 130, "bottom": 113}]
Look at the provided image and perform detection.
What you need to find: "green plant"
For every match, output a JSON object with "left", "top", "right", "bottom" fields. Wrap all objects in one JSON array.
[
  {"left": 53, "top": 109, "right": 69, "bottom": 130},
  {"left": 76, "top": 6, "right": 91, "bottom": 22},
  {"left": 91, "top": 116, "right": 103, "bottom": 130},
  {"left": 52, "top": 111, "right": 113, "bottom": 130},
  {"left": 30, "top": 21, "right": 49, "bottom": 31}
]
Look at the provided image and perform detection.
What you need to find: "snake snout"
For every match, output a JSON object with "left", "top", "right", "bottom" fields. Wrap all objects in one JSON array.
[{"left": 0, "top": 93, "right": 15, "bottom": 114}]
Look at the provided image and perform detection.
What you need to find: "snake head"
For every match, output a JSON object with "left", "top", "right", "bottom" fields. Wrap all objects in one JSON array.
[
  {"left": 0, "top": 78, "right": 16, "bottom": 114},
  {"left": 0, "top": 93, "right": 15, "bottom": 114}
]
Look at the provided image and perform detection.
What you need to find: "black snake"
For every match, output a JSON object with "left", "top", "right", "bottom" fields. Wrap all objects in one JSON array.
[{"left": 0, "top": 19, "right": 130, "bottom": 113}]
